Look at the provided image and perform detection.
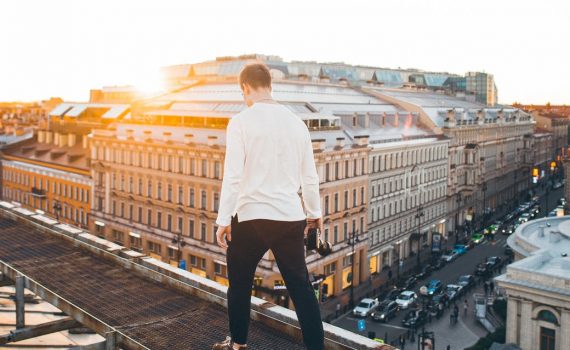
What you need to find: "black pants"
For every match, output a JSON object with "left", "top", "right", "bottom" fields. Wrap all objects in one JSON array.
[{"left": 226, "top": 214, "right": 324, "bottom": 350}]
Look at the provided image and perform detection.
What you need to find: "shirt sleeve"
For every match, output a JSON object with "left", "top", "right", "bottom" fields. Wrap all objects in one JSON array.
[
  {"left": 215, "top": 118, "right": 245, "bottom": 226},
  {"left": 300, "top": 130, "right": 322, "bottom": 219}
]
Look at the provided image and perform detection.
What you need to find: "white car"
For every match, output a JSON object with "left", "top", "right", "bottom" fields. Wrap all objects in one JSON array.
[
  {"left": 396, "top": 291, "right": 417, "bottom": 310},
  {"left": 441, "top": 251, "right": 458, "bottom": 262},
  {"left": 352, "top": 298, "right": 379, "bottom": 317}
]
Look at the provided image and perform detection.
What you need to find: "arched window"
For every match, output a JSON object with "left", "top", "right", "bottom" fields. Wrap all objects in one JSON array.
[{"left": 538, "top": 310, "right": 558, "bottom": 324}]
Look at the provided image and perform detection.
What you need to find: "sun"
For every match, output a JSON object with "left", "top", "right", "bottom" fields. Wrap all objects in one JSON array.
[{"left": 133, "top": 71, "right": 167, "bottom": 97}]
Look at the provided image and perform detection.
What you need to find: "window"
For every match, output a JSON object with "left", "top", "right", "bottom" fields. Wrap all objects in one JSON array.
[
  {"left": 148, "top": 241, "right": 161, "bottom": 254},
  {"left": 540, "top": 327, "right": 555, "bottom": 350},
  {"left": 167, "top": 184, "right": 173, "bottom": 202},
  {"left": 538, "top": 310, "right": 558, "bottom": 324},
  {"left": 189, "top": 219, "right": 195, "bottom": 237},
  {"left": 215, "top": 262, "right": 227, "bottom": 276},
  {"left": 179, "top": 157, "right": 184, "bottom": 174},
  {"left": 345, "top": 160, "right": 349, "bottom": 178},
  {"left": 178, "top": 186, "right": 184, "bottom": 204},
  {"left": 324, "top": 195, "right": 329, "bottom": 215},
  {"left": 333, "top": 225, "right": 338, "bottom": 243},
  {"left": 343, "top": 222, "right": 348, "bottom": 241},
  {"left": 201, "top": 190, "right": 207, "bottom": 210},
  {"left": 147, "top": 180, "right": 152, "bottom": 198},
  {"left": 189, "top": 188, "right": 195, "bottom": 207},
  {"left": 190, "top": 158, "right": 195, "bottom": 175},
  {"left": 138, "top": 178, "right": 143, "bottom": 195},
  {"left": 200, "top": 223, "right": 206, "bottom": 241},
  {"left": 214, "top": 193, "right": 220, "bottom": 212},
  {"left": 335, "top": 162, "right": 339, "bottom": 180},
  {"left": 334, "top": 193, "right": 339, "bottom": 212},
  {"left": 167, "top": 214, "right": 172, "bottom": 231},
  {"left": 202, "top": 159, "right": 208, "bottom": 177},
  {"left": 325, "top": 164, "right": 330, "bottom": 181},
  {"left": 157, "top": 182, "right": 162, "bottom": 200},
  {"left": 344, "top": 190, "right": 348, "bottom": 209},
  {"left": 360, "top": 187, "right": 364, "bottom": 205},
  {"left": 353, "top": 189, "right": 357, "bottom": 207},
  {"left": 147, "top": 209, "right": 152, "bottom": 225},
  {"left": 214, "top": 161, "right": 221, "bottom": 179},
  {"left": 157, "top": 211, "right": 162, "bottom": 228},
  {"left": 138, "top": 206, "right": 142, "bottom": 223}
]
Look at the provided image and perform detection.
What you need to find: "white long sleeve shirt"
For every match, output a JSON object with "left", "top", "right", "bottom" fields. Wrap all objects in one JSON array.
[{"left": 215, "top": 102, "right": 322, "bottom": 226}]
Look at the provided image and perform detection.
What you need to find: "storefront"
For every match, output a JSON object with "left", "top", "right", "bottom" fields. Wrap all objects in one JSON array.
[{"left": 369, "top": 254, "right": 379, "bottom": 275}]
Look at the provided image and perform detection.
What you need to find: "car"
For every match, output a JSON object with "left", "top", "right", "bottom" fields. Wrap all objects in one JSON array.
[
  {"left": 352, "top": 298, "right": 379, "bottom": 317},
  {"left": 487, "top": 256, "right": 502, "bottom": 270},
  {"left": 457, "top": 274, "right": 476, "bottom": 289},
  {"left": 431, "top": 258, "right": 445, "bottom": 270},
  {"left": 452, "top": 244, "right": 468, "bottom": 255},
  {"left": 383, "top": 287, "right": 403, "bottom": 301},
  {"left": 397, "top": 276, "right": 418, "bottom": 290},
  {"left": 504, "top": 213, "right": 515, "bottom": 223},
  {"left": 415, "top": 265, "right": 433, "bottom": 280},
  {"left": 396, "top": 291, "right": 418, "bottom": 310},
  {"left": 445, "top": 284, "right": 463, "bottom": 301},
  {"left": 371, "top": 300, "right": 399, "bottom": 322},
  {"left": 501, "top": 225, "right": 515, "bottom": 235},
  {"left": 553, "top": 182, "right": 563, "bottom": 189},
  {"left": 441, "top": 250, "right": 458, "bottom": 262},
  {"left": 504, "top": 245, "right": 513, "bottom": 256},
  {"left": 548, "top": 210, "right": 558, "bottom": 217},
  {"left": 427, "top": 293, "right": 449, "bottom": 317},
  {"left": 402, "top": 309, "right": 428, "bottom": 328},
  {"left": 475, "top": 262, "right": 492, "bottom": 276},
  {"left": 518, "top": 213, "right": 530, "bottom": 223},
  {"left": 471, "top": 233, "right": 485, "bottom": 244},
  {"left": 559, "top": 198, "right": 566, "bottom": 206},
  {"left": 425, "top": 280, "right": 443, "bottom": 296}
]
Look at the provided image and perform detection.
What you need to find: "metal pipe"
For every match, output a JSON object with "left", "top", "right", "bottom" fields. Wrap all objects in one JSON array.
[{"left": 15, "top": 276, "right": 25, "bottom": 329}]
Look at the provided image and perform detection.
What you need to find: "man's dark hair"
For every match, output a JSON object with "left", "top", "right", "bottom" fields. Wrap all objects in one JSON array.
[{"left": 239, "top": 63, "right": 272, "bottom": 91}]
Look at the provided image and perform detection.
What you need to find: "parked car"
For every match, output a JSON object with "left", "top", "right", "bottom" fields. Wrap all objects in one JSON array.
[
  {"left": 352, "top": 298, "right": 379, "bottom": 317},
  {"left": 383, "top": 287, "right": 403, "bottom": 301},
  {"left": 426, "top": 280, "right": 443, "bottom": 296},
  {"left": 559, "top": 197, "right": 566, "bottom": 206},
  {"left": 518, "top": 213, "right": 530, "bottom": 223},
  {"left": 397, "top": 276, "right": 418, "bottom": 291},
  {"left": 427, "top": 293, "right": 449, "bottom": 317},
  {"left": 371, "top": 300, "right": 399, "bottom": 322},
  {"left": 441, "top": 250, "right": 458, "bottom": 262},
  {"left": 553, "top": 181, "right": 563, "bottom": 189},
  {"left": 430, "top": 256, "right": 446, "bottom": 270},
  {"left": 504, "top": 245, "right": 513, "bottom": 257},
  {"left": 396, "top": 291, "right": 418, "bottom": 310},
  {"left": 471, "top": 233, "right": 485, "bottom": 244},
  {"left": 415, "top": 265, "right": 433, "bottom": 280},
  {"left": 457, "top": 274, "right": 476, "bottom": 289},
  {"left": 445, "top": 284, "right": 463, "bottom": 301},
  {"left": 452, "top": 244, "right": 468, "bottom": 255},
  {"left": 402, "top": 309, "right": 428, "bottom": 328}
]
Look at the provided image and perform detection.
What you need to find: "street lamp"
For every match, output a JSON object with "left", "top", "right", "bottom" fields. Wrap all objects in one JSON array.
[
  {"left": 347, "top": 229, "right": 360, "bottom": 309},
  {"left": 414, "top": 206, "right": 425, "bottom": 271},
  {"left": 481, "top": 181, "right": 487, "bottom": 230},
  {"left": 455, "top": 193, "right": 462, "bottom": 244},
  {"left": 171, "top": 229, "right": 187, "bottom": 268}
]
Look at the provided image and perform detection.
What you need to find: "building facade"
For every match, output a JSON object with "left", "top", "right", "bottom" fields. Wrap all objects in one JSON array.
[
  {"left": 88, "top": 81, "right": 378, "bottom": 308},
  {"left": 496, "top": 216, "right": 570, "bottom": 350}
]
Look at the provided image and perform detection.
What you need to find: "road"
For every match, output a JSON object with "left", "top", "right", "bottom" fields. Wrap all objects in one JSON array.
[{"left": 331, "top": 186, "right": 565, "bottom": 348}]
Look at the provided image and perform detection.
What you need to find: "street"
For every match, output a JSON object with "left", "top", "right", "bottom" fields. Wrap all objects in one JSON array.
[{"left": 331, "top": 186, "right": 565, "bottom": 349}]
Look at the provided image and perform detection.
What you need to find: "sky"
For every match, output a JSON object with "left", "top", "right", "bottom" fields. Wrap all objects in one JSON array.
[{"left": 1, "top": 0, "right": 568, "bottom": 105}]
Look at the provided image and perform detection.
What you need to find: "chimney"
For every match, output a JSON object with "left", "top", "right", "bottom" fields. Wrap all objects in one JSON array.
[
  {"left": 163, "top": 131, "right": 172, "bottom": 144},
  {"left": 184, "top": 134, "right": 194, "bottom": 144},
  {"left": 311, "top": 138, "right": 326, "bottom": 152},
  {"left": 354, "top": 135, "right": 370, "bottom": 147},
  {"left": 67, "top": 133, "right": 76, "bottom": 147},
  {"left": 477, "top": 109, "right": 485, "bottom": 124},
  {"left": 126, "top": 129, "right": 134, "bottom": 140},
  {"left": 207, "top": 135, "right": 218, "bottom": 147},
  {"left": 45, "top": 131, "right": 53, "bottom": 144},
  {"left": 37, "top": 130, "right": 45, "bottom": 143},
  {"left": 335, "top": 137, "right": 345, "bottom": 149},
  {"left": 143, "top": 130, "right": 153, "bottom": 142},
  {"left": 446, "top": 109, "right": 456, "bottom": 122}
]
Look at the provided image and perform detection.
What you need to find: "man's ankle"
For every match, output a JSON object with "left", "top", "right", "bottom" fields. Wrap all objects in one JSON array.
[{"left": 232, "top": 343, "right": 246, "bottom": 350}]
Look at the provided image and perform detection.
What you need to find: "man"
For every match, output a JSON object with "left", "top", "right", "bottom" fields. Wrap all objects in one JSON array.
[{"left": 212, "top": 63, "right": 325, "bottom": 350}]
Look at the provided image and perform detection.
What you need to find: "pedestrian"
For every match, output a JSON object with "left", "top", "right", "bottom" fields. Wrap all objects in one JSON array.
[
  {"left": 490, "top": 280, "right": 495, "bottom": 296},
  {"left": 484, "top": 281, "right": 489, "bottom": 295},
  {"left": 335, "top": 303, "right": 341, "bottom": 318},
  {"left": 438, "top": 302, "right": 444, "bottom": 318},
  {"left": 463, "top": 299, "right": 469, "bottom": 316},
  {"left": 399, "top": 334, "right": 406, "bottom": 350},
  {"left": 213, "top": 63, "right": 325, "bottom": 350}
]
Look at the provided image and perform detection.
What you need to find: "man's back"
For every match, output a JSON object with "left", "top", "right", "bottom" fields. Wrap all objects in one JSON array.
[{"left": 217, "top": 102, "right": 320, "bottom": 224}]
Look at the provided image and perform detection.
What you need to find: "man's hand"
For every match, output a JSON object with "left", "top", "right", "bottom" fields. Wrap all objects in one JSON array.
[
  {"left": 216, "top": 225, "right": 232, "bottom": 250},
  {"left": 305, "top": 217, "right": 324, "bottom": 237}
]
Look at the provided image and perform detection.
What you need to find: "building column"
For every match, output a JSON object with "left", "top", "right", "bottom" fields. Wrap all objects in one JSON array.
[
  {"left": 561, "top": 309, "right": 570, "bottom": 350},
  {"left": 520, "top": 300, "right": 533, "bottom": 350},
  {"left": 506, "top": 298, "right": 519, "bottom": 344},
  {"left": 15, "top": 276, "right": 25, "bottom": 329}
]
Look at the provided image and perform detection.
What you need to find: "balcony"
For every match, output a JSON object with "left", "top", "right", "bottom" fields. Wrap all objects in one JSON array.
[{"left": 30, "top": 187, "right": 47, "bottom": 198}]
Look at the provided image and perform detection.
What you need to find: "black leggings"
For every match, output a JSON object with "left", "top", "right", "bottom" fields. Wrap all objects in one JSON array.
[{"left": 226, "top": 214, "right": 324, "bottom": 350}]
